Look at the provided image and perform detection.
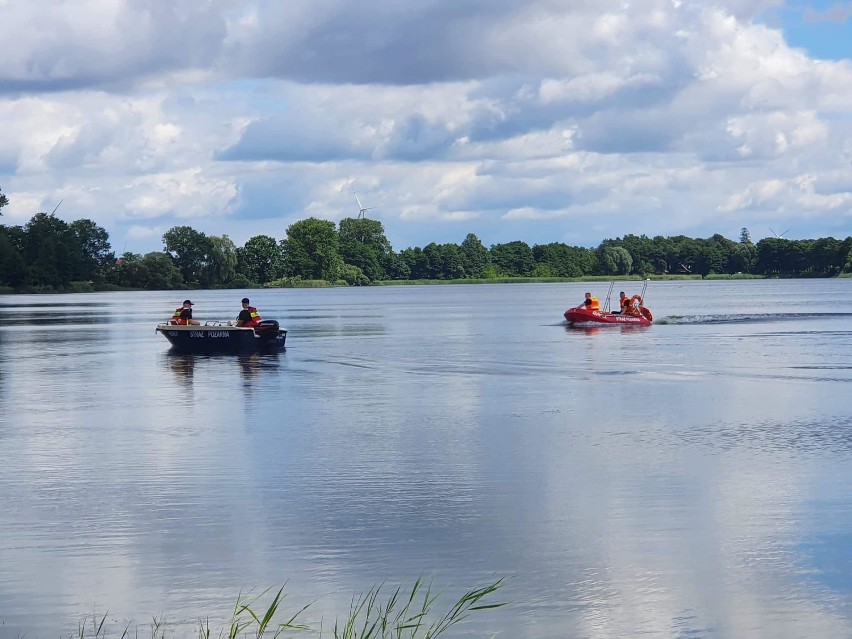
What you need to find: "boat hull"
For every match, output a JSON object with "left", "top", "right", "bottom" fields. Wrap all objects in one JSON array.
[
  {"left": 156, "top": 323, "right": 287, "bottom": 353},
  {"left": 564, "top": 308, "right": 652, "bottom": 326}
]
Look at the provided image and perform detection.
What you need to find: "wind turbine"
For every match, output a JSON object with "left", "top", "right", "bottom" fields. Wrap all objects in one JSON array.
[
  {"left": 353, "top": 189, "right": 374, "bottom": 219},
  {"left": 769, "top": 227, "right": 790, "bottom": 239}
]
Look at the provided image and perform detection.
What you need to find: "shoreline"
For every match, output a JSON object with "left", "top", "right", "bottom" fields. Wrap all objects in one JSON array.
[{"left": 3, "top": 272, "right": 851, "bottom": 295}]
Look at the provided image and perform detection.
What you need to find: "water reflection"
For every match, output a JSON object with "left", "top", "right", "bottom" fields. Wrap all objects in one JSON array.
[
  {"left": 0, "top": 311, "right": 109, "bottom": 327},
  {"left": 237, "top": 351, "right": 282, "bottom": 384},
  {"left": 164, "top": 352, "right": 197, "bottom": 388},
  {"left": 160, "top": 351, "right": 283, "bottom": 388},
  {"left": 1, "top": 282, "right": 852, "bottom": 639},
  {"left": 563, "top": 324, "right": 654, "bottom": 336},
  {"left": 565, "top": 325, "right": 602, "bottom": 336},
  {"left": 0, "top": 299, "right": 111, "bottom": 326}
]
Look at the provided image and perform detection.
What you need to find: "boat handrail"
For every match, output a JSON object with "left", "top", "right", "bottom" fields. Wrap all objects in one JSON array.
[{"left": 156, "top": 321, "right": 286, "bottom": 331}]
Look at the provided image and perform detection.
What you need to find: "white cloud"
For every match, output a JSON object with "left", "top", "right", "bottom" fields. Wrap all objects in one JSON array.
[
  {"left": 0, "top": 0, "right": 849, "bottom": 252},
  {"left": 126, "top": 225, "right": 159, "bottom": 241},
  {"left": 719, "top": 173, "right": 852, "bottom": 215},
  {"left": 502, "top": 207, "right": 564, "bottom": 220},
  {"left": 124, "top": 168, "right": 238, "bottom": 219}
]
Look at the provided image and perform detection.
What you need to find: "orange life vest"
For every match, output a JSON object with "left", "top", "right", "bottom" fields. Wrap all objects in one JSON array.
[
  {"left": 619, "top": 297, "right": 632, "bottom": 312},
  {"left": 245, "top": 306, "right": 262, "bottom": 327},
  {"left": 588, "top": 296, "right": 600, "bottom": 311},
  {"left": 170, "top": 307, "right": 190, "bottom": 325},
  {"left": 625, "top": 295, "right": 643, "bottom": 316}
]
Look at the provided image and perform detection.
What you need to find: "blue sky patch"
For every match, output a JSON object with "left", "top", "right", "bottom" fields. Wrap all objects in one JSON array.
[{"left": 769, "top": 1, "right": 852, "bottom": 59}]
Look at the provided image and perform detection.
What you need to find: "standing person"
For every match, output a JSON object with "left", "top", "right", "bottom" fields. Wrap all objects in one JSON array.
[
  {"left": 170, "top": 299, "right": 200, "bottom": 325},
  {"left": 579, "top": 292, "right": 600, "bottom": 311},
  {"left": 235, "top": 297, "right": 262, "bottom": 327}
]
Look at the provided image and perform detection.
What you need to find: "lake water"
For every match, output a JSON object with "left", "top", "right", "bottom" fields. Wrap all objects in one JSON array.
[{"left": 1, "top": 280, "right": 851, "bottom": 638}]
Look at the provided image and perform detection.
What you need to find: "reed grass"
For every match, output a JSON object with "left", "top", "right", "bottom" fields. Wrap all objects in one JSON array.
[
  {"left": 702, "top": 273, "right": 764, "bottom": 280},
  {"left": 373, "top": 275, "right": 702, "bottom": 285},
  {"left": 63, "top": 578, "right": 505, "bottom": 639},
  {"left": 265, "top": 278, "right": 336, "bottom": 288}
]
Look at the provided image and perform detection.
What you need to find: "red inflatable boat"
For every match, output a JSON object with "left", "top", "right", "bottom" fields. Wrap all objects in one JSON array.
[{"left": 563, "top": 307, "right": 653, "bottom": 326}]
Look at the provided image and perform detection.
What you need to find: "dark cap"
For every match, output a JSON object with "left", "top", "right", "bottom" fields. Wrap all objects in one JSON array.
[
  {"left": 183, "top": 299, "right": 193, "bottom": 305},
  {"left": 241, "top": 297, "right": 250, "bottom": 304}
]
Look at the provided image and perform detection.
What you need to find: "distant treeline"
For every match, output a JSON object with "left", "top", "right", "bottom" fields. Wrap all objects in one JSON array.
[{"left": 0, "top": 190, "right": 850, "bottom": 292}]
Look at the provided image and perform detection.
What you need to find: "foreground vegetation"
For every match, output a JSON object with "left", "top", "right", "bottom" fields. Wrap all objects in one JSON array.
[
  {"left": 65, "top": 578, "right": 504, "bottom": 639},
  {"left": 1, "top": 186, "right": 850, "bottom": 293}
]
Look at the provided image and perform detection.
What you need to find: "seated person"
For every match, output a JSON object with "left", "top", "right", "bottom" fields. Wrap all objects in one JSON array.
[
  {"left": 580, "top": 292, "right": 600, "bottom": 311},
  {"left": 170, "top": 299, "right": 200, "bottom": 325},
  {"left": 623, "top": 294, "right": 642, "bottom": 316},
  {"left": 612, "top": 291, "right": 630, "bottom": 314},
  {"left": 235, "top": 297, "right": 262, "bottom": 327}
]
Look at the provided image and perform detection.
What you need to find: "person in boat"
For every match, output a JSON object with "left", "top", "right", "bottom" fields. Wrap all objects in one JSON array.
[
  {"left": 611, "top": 291, "right": 631, "bottom": 315},
  {"left": 580, "top": 292, "right": 600, "bottom": 311},
  {"left": 623, "top": 294, "right": 644, "bottom": 317},
  {"left": 235, "top": 297, "right": 262, "bottom": 327},
  {"left": 171, "top": 299, "right": 201, "bottom": 325}
]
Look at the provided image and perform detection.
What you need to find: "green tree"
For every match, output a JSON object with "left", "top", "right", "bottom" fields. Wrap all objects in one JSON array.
[
  {"left": 22, "top": 213, "right": 79, "bottom": 288},
  {"left": 841, "top": 237, "right": 852, "bottom": 274},
  {"left": 808, "top": 237, "right": 843, "bottom": 275},
  {"left": 342, "top": 242, "right": 381, "bottom": 280},
  {"left": 606, "top": 234, "right": 655, "bottom": 274},
  {"left": 728, "top": 242, "right": 756, "bottom": 273},
  {"left": 0, "top": 187, "right": 8, "bottom": 215},
  {"left": 163, "top": 226, "right": 212, "bottom": 285},
  {"left": 667, "top": 236, "right": 700, "bottom": 274},
  {"left": 598, "top": 246, "right": 633, "bottom": 275},
  {"left": 755, "top": 238, "right": 787, "bottom": 275},
  {"left": 338, "top": 218, "right": 393, "bottom": 281},
  {"left": 236, "top": 235, "right": 283, "bottom": 284},
  {"left": 207, "top": 235, "right": 238, "bottom": 287},
  {"left": 112, "top": 252, "right": 147, "bottom": 288},
  {"left": 282, "top": 217, "right": 343, "bottom": 281},
  {"left": 692, "top": 235, "right": 736, "bottom": 276},
  {"left": 69, "top": 218, "right": 113, "bottom": 281},
  {"left": 693, "top": 243, "right": 725, "bottom": 277},
  {"left": 421, "top": 243, "right": 465, "bottom": 279},
  {"left": 110, "top": 251, "right": 184, "bottom": 290},
  {"left": 460, "top": 233, "right": 490, "bottom": 278},
  {"left": 490, "top": 241, "right": 534, "bottom": 276},
  {"left": 142, "top": 251, "right": 185, "bottom": 289},
  {"left": 739, "top": 227, "right": 752, "bottom": 244},
  {"left": 399, "top": 247, "right": 428, "bottom": 279},
  {"left": 340, "top": 263, "right": 370, "bottom": 286},
  {"left": 779, "top": 240, "right": 808, "bottom": 275},
  {"left": 0, "top": 227, "right": 26, "bottom": 287},
  {"left": 532, "top": 243, "right": 589, "bottom": 278},
  {"left": 382, "top": 252, "right": 411, "bottom": 280}
]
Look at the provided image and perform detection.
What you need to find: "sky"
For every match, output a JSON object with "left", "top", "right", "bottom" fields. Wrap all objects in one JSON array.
[{"left": 0, "top": 0, "right": 850, "bottom": 254}]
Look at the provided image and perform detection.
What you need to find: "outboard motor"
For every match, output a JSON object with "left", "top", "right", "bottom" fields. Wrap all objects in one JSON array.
[
  {"left": 254, "top": 319, "right": 280, "bottom": 344},
  {"left": 256, "top": 319, "right": 279, "bottom": 332}
]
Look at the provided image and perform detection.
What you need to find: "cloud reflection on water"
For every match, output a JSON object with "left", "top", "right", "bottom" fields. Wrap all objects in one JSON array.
[{"left": 0, "top": 282, "right": 851, "bottom": 638}]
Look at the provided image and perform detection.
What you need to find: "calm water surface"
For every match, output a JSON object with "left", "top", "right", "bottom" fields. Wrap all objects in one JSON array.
[{"left": 1, "top": 280, "right": 851, "bottom": 638}]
